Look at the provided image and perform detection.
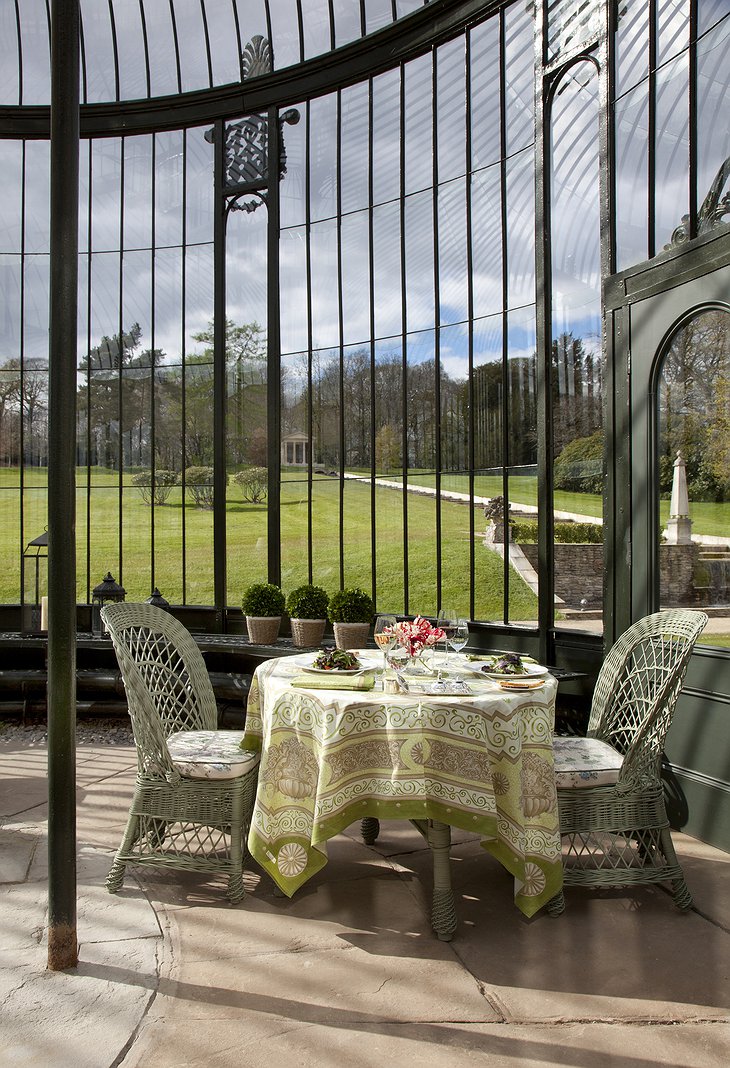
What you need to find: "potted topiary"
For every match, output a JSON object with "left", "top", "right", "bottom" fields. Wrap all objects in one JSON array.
[
  {"left": 242, "top": 582, "right": 286, "bottom": 644},
  {"left": 328, "top": 587, "right": 375, "bottom": 650},
  {"left": 286, "top": 584, "right": 329, "bottom": 648}
]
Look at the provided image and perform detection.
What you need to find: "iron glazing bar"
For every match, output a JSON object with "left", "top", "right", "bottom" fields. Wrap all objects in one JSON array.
[
  {"left": 295, "top": 0, "right": 305, "bottom": 63},
  {"left": 47, "top": 0, "right": 80, "bottom": 973},
  {"left": 305, "top": 100, "right": 313, "bottom": 582},
  {"left": 267, "top": 105, "right": 282, "bottom": 588},
  {"left": 465, "top": 29, "right": 475, "bottom": 622},
  {"left": 149, "top": 133, "right": 157, "bottom": 591},
  {"left": 199, "top": 0, "right": 214, "bottom": 88},
  {"left": 13, "top": 0, "right": 22, "bottom": 105},
  {"left": 336, "top": 88, "right": 345, "bottom": 592},
  {"left": 263, "top": 2, "right": 274, "bottom": 67},
  {"left": 327, "top": 0, "right": 336, "bottom": 50},
  {"left": 77, "top": 3, "right": 87, "bottom": 103},
  {"left": 106, "top": 0, "right": 121, "bottom": 102},
  {"left": 368, "top": 79, "right": 377, "bottom": 605},
  {"left": 138, "top": 0, "right": 152, "bottom": 99},
  {"left": 213, "top": 119, "right": 227, "bottom": 625},
  {"left": 432, "top": 48, "right": 443, "bottom": 610},
  {"left": 535, "top": 3, "right": 554, "bottom": 664},
  {"left": 399, "top": 63, "right": 409, "bottom": 614},
  {"left": 688, "top": 0, "right": 698, "bottom": 238},
  {"left": 181, "top": 130, "right": 188, "bottom": 603},
  {"left": 167, "top": 0, "right": 183, "bottom": 94},
  {"left": 85, "top": 147, "right": 93, "bottom": 601},
  {"left": 117, "top": 139, "right": 125, "bottom": 583},
  {"left": 499, "top": 10, "right": 509, "bottom": 625},
  {"left": 648, "top": 0, "right": 657, "bottom": 258},
  {"left": 229, "top": 0, "right": 244, "bottom": 84},
  {"left": 18, "top": 141, "right": 26, "bottom": 590}
]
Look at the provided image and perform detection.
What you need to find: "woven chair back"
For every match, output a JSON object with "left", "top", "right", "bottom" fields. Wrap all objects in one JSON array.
[
  {"left": 587, "top": 609, "right": 707, "bottom": 787},
  {"left": 102, "top": 602, "right": 218, "bottom": 779}
]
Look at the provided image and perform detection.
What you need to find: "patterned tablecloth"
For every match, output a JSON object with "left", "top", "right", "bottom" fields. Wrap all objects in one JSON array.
[{"left": 241, "top": 651, "right": 562, "bottom": 917}]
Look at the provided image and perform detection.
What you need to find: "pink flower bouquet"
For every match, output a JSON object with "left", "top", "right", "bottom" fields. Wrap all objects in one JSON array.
[{"left": 388, "top": 616, "right": 445, "bottom": 657}]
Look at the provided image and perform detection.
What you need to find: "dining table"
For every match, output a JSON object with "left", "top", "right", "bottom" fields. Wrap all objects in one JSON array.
[{"left": 240, "top": 650, "right": 563, "bottom": 940}]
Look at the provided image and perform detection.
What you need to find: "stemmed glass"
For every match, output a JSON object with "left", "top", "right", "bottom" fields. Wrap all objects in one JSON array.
[
  {"left": 436, "top": 607, "right": 457, "bottom": 669},
  {"left": 373, "top": 614, "right": 397, "bottom": 675},
  {"left": 449, "top": 619, "right": 469, "bottom": 683}
]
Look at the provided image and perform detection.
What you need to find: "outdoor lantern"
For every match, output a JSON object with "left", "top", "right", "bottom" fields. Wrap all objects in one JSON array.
[
  {"left": 146, "top": 587, "right": 170, "bottom": 611},
  {"left": 91, "top": 572, "right": 126, "bottom": 636},
  {"left": 21, "top": 530, "right": 48, "bottom": 635}
]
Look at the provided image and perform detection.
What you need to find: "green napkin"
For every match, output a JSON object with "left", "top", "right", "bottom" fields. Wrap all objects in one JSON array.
[
  {"left": 466, "top": 653, "right": 537, "bottom": 664},
  {"left": 291, "top": 673, "right": 376, "bottom": 691}
]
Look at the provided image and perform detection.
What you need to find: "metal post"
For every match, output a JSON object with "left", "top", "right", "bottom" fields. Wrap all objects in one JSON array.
[
  {"left": 47, "top": 0, "right": 80, "bottom": 972},
  {"left": 267, "top": 106, "right": 282, "bottom": 588},
  {"left": 213, "top": 119, "right": 227, "bottom": 627}
]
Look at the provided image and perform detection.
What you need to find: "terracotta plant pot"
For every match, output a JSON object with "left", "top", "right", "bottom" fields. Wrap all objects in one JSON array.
[
  {"left": 290, "top": 618, "right": 327, "bottom": 648},
  {"left": 245, "top": 615, "right": 281, "bottom": 644},
  {"left": 333, "top": 621, "right": 370, "bottom": 650}
]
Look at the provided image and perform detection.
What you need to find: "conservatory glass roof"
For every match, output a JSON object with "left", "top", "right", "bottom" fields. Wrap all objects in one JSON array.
[{"left": 0, "top": 0, "right": 435, "bottom": 106}]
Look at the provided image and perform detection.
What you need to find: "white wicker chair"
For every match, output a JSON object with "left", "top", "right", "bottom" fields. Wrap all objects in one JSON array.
[
  {"left": 551, "top": 609, "right": 707, "bottom": 914},
  {"left": 103, "top": 602, "right": 259, "bottom": 902}
]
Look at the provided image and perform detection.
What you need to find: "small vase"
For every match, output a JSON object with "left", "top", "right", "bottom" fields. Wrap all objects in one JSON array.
[
  {"left": 290, "top": 618, "right": 327, "bottom": 648},
  {"left": 245, "top": 615, "right": 281, "bottom": 644},
  {"left": 333, "top": 621, "right": 370, "bottom": 650}
]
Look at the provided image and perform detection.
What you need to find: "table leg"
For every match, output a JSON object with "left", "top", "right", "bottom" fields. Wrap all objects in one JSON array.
[
  {"left": 361, "top": 816, "right": 380, "bottom": 845},
  {"left": 411, "top": 818, "right": 457, "bottom": 941}
]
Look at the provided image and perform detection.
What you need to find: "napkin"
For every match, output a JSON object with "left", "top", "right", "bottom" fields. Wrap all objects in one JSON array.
[
  {"left": 291, "top": 673, "right": 376, "bottom": 691},
  {"left": 466, "top": 653, "right": 537, "bottom": 664}
]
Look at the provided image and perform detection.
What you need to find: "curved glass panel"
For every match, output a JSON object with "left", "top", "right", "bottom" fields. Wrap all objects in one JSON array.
[
  {"left": 657, "top": 308, "right": 730, "bottom": 643},
  {"left": 1, "top": 0, "right": 432, "bottom": 105},
  {"left": 550, "top": 59, "right": 603, "bottom": 633}
]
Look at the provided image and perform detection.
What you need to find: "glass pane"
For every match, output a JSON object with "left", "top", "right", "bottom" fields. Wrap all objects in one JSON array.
[
  {"left": 91, "top": 140, "right": 122, "bottom": 253},
  {"left": 614, "top": 81, "right": 649, "bottom": 270},
  {"left": 472, "top": 164, "right": 503, "bottom": 319},
  {"left": 176, "top": 0, "right": 212, "bottom": 92},
  {"left": 438, "top": 177, "right": 468, "bottom": 327},
  {"left": 698, "top": 0, "right": 730, "bottom": 35},
  {"left": 657, "top": 0, "right": 689, "bottom": 67},
  {"left": 505, "top": 147, "right": 535, "bottom": 309},
  {"left": 436, "top": 37, "right": 467, "bottom": 184},
  {"left": 280, "top": 100, "right": 306, "bottom": 229},
  {"left": 156, "top": 131, "right": 184, "bottom": 249},
  {"left": 0, "top": 6, "right": 19, "bottom": 105},
  {"left": 18, "top": 0, "right": 50, "bottom": 106},
  {"left": 334, "top": 1, "right": 362, "bottom": 49},
  {"left": 504, "top": 1, "right": 535, "bottom": 156},
  {"left": 185, "top": 127, "right": 215, "bottom": 245},
  {"left": 302, "top": 0, "right": 332, "bottom": 59},
  {"left": 404, "top": 53, "right": 433, "bottom": 196},
  {"left": 0, "top": 256, "right": 21, "bottom": 373},
  {"left": 341, "top": 210, "right": 370, "bottom": 347},
  {"left": 114, "top": 0, "right": 148, "bottom": 100},
  {"left": 268, "top": 0, "right": 302, "bottom": 69},
  {"left": 142, "top": 0, "right": 180, "bottom": 97},
  {"left": 615, "top": 0, "right": 650, "bottom": 99},
  {"left": 547, "top": 0, "right": 602, "bottom": 63},
  {"left": 373, "top": 200, "right": 403, "bottom": 339},
  {"left": 406, "top": 330, "right": 436, "bottom": 614},
  {"left": 122, "top": 249, "right": 152, "bottom": 370},
  {"left": 310, "top": 218, "right": 339, "bottom": 350},
  {"left": 122, "top": 137, "right": 152, "bottom": 252},
  {"left": 279, "top": 226, "right": 308, "bottom": 355},
  {"left": 366, "top": 0, "right": 393, "bottom": 35},
  {"left": 655, "top": 53, "right": 689, "bottom": 253},
  {"left": 0, "top": 484, "right": 21, "bottom": 601},
  {"left": 550, "top": 60, "right": 603, "bottom": 633},
  {"left": 24, "top": 255, "right": 50, "bottom": 368},
  {"left": 309, "top": 94, "right": 338, "bottom": 223},
  {"left": 404, "top": 192, "right": 433, "bottom": 334},
  {"left": 0, "top": 142, "right": 22, "bottom": 253},
  {"left": 311, "top": 474, "right": 341, "bottom": 590},
  {"left": 470, "top": 16, "right": 501, "bottom": 171},
  {"left": 657, "top": 308, "right": 730, "bottom": 645},
  {"left": 372, "top": 69, "right": 401, "bottom": 206},
  {"left": 697, "top": 16, "right": 730, "bottom": 237},
  {"left": 341, "top": 82, "right": 370, "bottom": 215},
  {"left": 311, "top": 346, "right": 340, "bottom": 472},
  {"left": 24, "top": 141, "right": 50, "bottom": 255},
  {"left": 80, "top": 0, "right": 117, "bottom": 103},
  {"left": 204, "top": 0, "right": 242, "bottom": 87}
]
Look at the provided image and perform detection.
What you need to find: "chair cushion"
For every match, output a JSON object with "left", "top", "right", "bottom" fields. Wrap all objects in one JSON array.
[
  {"left": 167, "top": 730, "right": 260, "bottom": 781},
  {"left": 553, "top": 736, "right": 624, "bottom": 789}
]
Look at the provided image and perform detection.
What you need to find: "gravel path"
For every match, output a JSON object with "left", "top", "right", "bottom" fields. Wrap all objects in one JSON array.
[{"left": 0, "top": 716, "right": 134, "bottom": 747}]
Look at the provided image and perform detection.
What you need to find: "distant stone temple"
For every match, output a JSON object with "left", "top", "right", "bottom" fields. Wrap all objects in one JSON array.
[{"left": 281, "top": 431, "right": 309, "bottom": 467}]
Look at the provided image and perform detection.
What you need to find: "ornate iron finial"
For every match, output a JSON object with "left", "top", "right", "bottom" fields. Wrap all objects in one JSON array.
[{"left": 242, "top": 35, "right": 271, "bottom": 79}]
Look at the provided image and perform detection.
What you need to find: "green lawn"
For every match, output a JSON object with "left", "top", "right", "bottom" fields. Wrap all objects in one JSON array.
[{"left": 0, "top": 467, "right": 537, "bottom": 620}]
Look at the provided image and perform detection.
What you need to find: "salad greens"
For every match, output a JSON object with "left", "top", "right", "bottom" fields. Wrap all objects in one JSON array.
[{"left": 312, "top": 649, "right": 361, "bottom": 671}]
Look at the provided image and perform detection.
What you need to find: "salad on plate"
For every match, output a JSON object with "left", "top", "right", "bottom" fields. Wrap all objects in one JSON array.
[{"left": 310, "top": 649, "right": 362, "bottom": 672}]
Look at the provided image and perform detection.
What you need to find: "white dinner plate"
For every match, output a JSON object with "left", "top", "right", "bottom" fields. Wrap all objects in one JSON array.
[
  {"left": 481, "top": 663, "right": 549, "bottom": 680},
  {"left": 301, "top": 664, "right": 365, "bottom": 676}
]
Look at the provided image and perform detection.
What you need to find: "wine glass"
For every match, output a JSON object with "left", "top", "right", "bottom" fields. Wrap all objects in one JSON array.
[
  {"left": 449, "top": 619, "right": 469, "bottom": 656},
  {"left": 436, "top": 607, "right": 457, "bottom": 668},
  {"left": 373, "top": 614, "right": 397, "bottom": 674}
]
